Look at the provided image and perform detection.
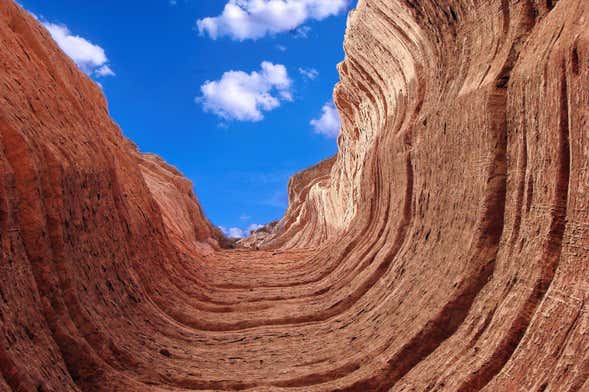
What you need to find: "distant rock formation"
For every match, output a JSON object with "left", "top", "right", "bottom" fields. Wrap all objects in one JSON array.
[
  {"left": 237, "top": 220, "right": 279, "bottom": 249},
  {"left": 1, "top": 0, "right": 588, "bottom": 391}
]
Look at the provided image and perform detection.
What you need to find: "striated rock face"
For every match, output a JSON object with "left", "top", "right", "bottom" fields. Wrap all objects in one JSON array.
[
  {"left": 139, "top": 153, "right": 226, "bottom": 254},
  {"left": 1, "top": 0, "right": 589, "bottom": 391},
  {"left": 237, "top": 221, "right": 279, "bottom": 249},
  {"left": 263, "top": 156, "right": 337, "bottom": 249}
]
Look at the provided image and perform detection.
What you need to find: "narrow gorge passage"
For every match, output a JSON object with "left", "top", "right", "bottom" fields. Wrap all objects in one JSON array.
[{"left": 1, "top": 0, "right": 589, "bottom": 391}]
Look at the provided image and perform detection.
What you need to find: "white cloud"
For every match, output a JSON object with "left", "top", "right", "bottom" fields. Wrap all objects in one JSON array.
[
  {"left": 42, "top": 22, "right": 115, "bottom": 77},
  {"left": 275, "top": 44, "right": 287, "bottom": 52},
  {"left": 95, "top": 65, "right": 115, "bottom": 77},
  {"left": 311, "top": 101, "right": 340, "bottom": 138},
  {"left": 198, "top": 61, "right": 292, "bottom": 122},
  {"left": 219, "top": 224, "right": 263, "bottom": 238},
  {"left": 293, "top": 25, "right": 311, "bottom": 39},
  {"left": 248, "top": 223, "right": 265, "bottom": 233},
  {"left": 299, "top": 67, "right": 318, "bottom": 80},
  {"left": 219, "top": 226, "right": 247, "bottom": 238},
  {"left": 197, "top": 0, "right": 350, "bottom": 40}
]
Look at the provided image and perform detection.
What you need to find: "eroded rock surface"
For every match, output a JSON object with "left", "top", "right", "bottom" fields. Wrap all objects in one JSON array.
[{"left": 1, "top": 0, "right": 588, "bottom": 391}]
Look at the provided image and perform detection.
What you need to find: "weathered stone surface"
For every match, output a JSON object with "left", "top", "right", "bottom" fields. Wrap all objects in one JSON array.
[
  {"left": 237, "top": 220, "right": 279, "bottom": 249},
  {"left": 0, "top": 0, "right": 588, "bottom": 391},
  {"left": 140, "top": 153, "right": 226, "bottom": 254},
  {"left": 263, "top": 156, "right": 337, "bottom": 249}
]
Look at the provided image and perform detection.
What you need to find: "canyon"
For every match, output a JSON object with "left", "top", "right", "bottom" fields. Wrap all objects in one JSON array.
[{"left": 1, "top": 0, "right": 589, "bottom": 390}]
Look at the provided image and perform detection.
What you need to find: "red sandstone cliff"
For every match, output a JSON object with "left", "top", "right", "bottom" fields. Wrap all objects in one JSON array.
[{"left": 1, "top": 0, "right": 589, "bottom": 391}]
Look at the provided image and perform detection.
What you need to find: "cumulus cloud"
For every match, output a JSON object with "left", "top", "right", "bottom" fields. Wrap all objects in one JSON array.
[
  {"left": 248, "top": 223, "right": 265, "bottom": 232},
  {"left": 42, "top": 22, "right": 115, "bottom": 77},
  {"left": 95, "top": 65, "right": 116, "bottom": 77},
  {"left": 197, "top": 0, "right": 350, "bottom": 40},
  {"left": 219, "top": 226, "right": 247, "bottom": 238},
  {"left": 219, "top": 224, "right": 264, "bottom": 238},
  {"left": 198, "top": 61, "right": 292, "bottom": 122},
  {"left": 311, "top": 101, "right": 341, "bottom": 138},
  {"left": 299, "top": 67, "right": 318, "bottom": 80}
]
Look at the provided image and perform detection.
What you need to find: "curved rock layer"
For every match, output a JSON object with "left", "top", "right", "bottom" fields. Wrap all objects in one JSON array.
[{"left": 0, "top": 0, "right": 588, "bottom": 391}]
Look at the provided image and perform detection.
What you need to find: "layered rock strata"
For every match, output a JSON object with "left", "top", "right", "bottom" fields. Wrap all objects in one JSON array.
[{"left": 0, "top": 0, "right": 588, "bottom": 391}]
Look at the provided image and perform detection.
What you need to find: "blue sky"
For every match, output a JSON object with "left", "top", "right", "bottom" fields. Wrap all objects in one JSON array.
[{"left": 19, "top": 0, "right": 351, "bottom": 237}]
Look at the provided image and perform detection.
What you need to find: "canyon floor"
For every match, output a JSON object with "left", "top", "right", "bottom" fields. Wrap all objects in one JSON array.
[{"left": 1, "top": 0, "right": 589, "bottom": 391}]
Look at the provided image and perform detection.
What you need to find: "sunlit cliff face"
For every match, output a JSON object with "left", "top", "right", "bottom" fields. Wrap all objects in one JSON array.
[{"left": 0, "top": 0, "right": 588, "bottom": 391}]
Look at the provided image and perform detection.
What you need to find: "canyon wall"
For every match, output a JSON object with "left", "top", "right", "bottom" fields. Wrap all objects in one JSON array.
[{"left": 1, "top": 0, "right": 589, "bottom": 391}]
